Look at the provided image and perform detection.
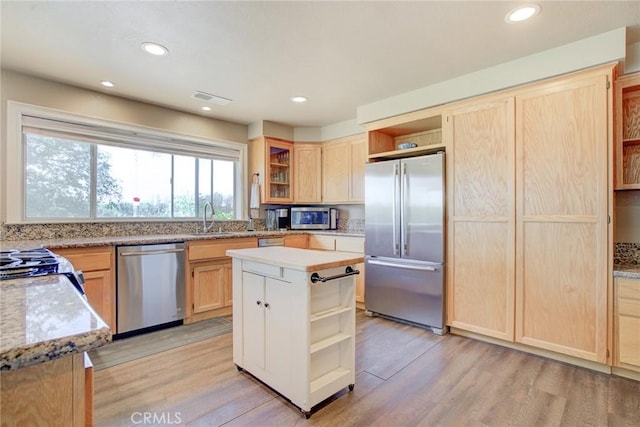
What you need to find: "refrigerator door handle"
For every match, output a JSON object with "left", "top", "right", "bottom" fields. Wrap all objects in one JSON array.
[
  {"left": 393, "top": 163, "right": 400, "bottom": 255},
  {"left": 401, "top": 162, "right": 408, "bottom": 255},
  {"left": 367, "top": 259, "right": 439, "bottom": 272}
]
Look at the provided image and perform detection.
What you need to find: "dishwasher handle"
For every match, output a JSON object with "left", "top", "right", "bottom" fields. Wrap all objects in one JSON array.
[{"left": 119, "top": 248, "right": 185, "bottom": 257}]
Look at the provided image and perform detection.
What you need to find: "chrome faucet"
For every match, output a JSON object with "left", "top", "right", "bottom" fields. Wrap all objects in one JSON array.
[{"left": 202, "top": 202, "right": 216, "bottom": 233}]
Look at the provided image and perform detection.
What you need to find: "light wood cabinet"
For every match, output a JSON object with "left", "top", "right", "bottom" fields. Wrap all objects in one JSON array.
[
  {"left": 284, "top": 234, "right": 309, "bottom": 249},
  {"left": 446, "top": 97, "right": 515, "bottom": 341},
  {"left": 514, "top": 68, "right": 610, "bottom": 363},
  {"left": 308, "top": 234, "right": 336, "bottom": 251},
  {"left": 446, "top": 64, "right": 613, "bottom": 364},
  {"left": 250, "top": 136, "right": 294, "bottom": 203},
  {"left": 614, "top": 277, "right": 640, "bottom": 373},
  {"left": 309, "top": 234, "right": 366, "bottom": 307},
  {"left": 192, "top": 260, "right": 232, "bottom": 313},
  {"left": 293, "top": 144, "right": 322, "bottom": 203},
  {"left": 615, "top": 72, "right": 640, "bottom": 189},
  {"left": 366, "top": 106, "right": 444, "bottom": 161},
  {"left": 350, "top": 136, "right": 367, "bottom": 202},
  {"left": 0, "top": 352, "right": 91, "bottom": 427},
  {"left": 52, "top": 246, "right": 115, "bottom": 330},
  {"left": 322, "top": 134, "right": 367, "bottom": 204},
  {"left": 186, "top": 238, "right": 257, "bottom": 323},
  {"left": 322, "top": 140, "right": 350, "bottom": 203}
]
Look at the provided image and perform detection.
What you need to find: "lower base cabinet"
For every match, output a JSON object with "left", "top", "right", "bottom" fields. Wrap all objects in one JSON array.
[
  {"left": 615, "top": 277, "right": 640, "bottom": 373},
  {"left": 284, "top": 234, "right": 309, "bottom": 248},
  {"left": 186, "top": 238, "right": 257, "bottom": 323},
  {"left": 232, "top": 258, "right": 355, "bottom": 415},
  {"left": 0, "top": 353, "right": 92, "bottom": 427},
  {"left": 192, "top": 260, "right": 232, "bottom": 313},
  {"left": 51, "top": 247, "right": 115, "bottom": 330}
]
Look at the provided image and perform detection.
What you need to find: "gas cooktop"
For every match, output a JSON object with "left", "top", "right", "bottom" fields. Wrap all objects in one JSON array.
[{"left": 0, "top": 248, "right": 60, "bottom": 280}]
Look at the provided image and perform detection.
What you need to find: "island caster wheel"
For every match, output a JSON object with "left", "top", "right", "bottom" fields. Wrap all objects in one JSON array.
[
  {"left": 348, "top": 384, "right": 355, "bottom": 391},
  {"left": 301, "top": 409, "right": 311, "bottom": 419},
  {"left": 235, "top": 365, "right": 243, "bottom": 371}
]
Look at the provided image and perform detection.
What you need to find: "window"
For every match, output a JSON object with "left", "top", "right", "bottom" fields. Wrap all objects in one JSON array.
[{"left": 9, "top": 103, "right": 246, "bottom": 222}]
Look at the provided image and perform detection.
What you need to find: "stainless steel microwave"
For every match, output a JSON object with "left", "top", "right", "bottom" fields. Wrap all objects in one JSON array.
[{"left": 290, "top": 207, "right": 338, "bottom": 230}]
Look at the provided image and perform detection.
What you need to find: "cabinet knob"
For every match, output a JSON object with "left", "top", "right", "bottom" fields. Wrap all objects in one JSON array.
[
  {"left": 256, "top": 300, "right": 262, "bottom": 306},
  {"left": 264, "top": 302, "right": 270, "bottom": 308}
]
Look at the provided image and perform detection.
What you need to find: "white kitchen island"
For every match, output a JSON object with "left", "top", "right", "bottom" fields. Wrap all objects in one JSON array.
[{"left": 226, "top": 246, "right": 364, "bottom": 418}]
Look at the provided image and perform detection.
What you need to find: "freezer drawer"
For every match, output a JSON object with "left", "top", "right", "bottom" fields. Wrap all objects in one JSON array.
[{"left": 365, "top": 256, "right": 445, "bottom": 332}]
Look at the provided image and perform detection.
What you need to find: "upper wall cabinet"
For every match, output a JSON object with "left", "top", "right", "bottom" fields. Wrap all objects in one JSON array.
[
  {"left": 322, "top": 134, "right": 367, "bottom": 204},
  {"left": 615, "top": 72, "right": 640, "bottom": 190},
  {"left": 250, "top": 137, "right": 294, "bottom": 204},
  {"left": 364, "top": 106, "right": 445, "bottom": 162},
  {"left": 293, "top": 143, "right": 322, "bottom": 203}
]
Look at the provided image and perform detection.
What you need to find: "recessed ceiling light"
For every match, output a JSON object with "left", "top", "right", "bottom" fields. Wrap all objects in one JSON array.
[
  {"left": 505, "top": 4, "right": 541, "bottom": 23},
  {"left": 101, "top": 81, "right": 115, "bottom": 88},
  {"left": 290, "top": 96, "right": 307, "bottom": 103},
  {"left": 141, "top": 42, "right": 169, "bottom": 56},
  {"left": 201, "top": 106, "right": 211, "bottom": 111}
]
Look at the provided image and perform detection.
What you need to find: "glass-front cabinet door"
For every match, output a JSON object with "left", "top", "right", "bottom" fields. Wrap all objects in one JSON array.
[{"left": 266, "top": 138, "right": 293, "bottom": 203}]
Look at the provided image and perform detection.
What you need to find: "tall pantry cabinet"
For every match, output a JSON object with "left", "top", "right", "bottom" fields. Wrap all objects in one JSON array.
[
  {"left": 446, "top": 97, "right": 516, "bottom": 342},
  {"left": 447, "top": 63, "right": 614, "bottom": 363}
]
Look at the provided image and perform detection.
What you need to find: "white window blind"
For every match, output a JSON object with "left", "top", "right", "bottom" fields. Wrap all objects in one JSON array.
[{"left": 22, "top": 115, "right": 242, "bottom": 161}]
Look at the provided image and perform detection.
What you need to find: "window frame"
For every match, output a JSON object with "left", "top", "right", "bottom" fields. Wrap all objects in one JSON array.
[{"left": 6, "top": 101, "right": 248, "bottom": 224}]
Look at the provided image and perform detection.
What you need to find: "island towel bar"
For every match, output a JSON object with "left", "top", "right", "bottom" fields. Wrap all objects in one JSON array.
[{"left": 310, "top": 266, "right": 360, "bottom": 283}]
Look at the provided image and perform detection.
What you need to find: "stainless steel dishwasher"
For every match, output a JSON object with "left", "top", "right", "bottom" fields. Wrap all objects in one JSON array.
[
  {"left": 258, "top": 237, "right": 284, "bottom": 247},
  {"left": 116, "top": 242, "right": 185, "bottom": 335}
]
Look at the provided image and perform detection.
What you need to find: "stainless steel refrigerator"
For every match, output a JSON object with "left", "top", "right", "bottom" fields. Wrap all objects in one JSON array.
[{"left": 365, "top": 152, "right": 446, "bottom": 334}]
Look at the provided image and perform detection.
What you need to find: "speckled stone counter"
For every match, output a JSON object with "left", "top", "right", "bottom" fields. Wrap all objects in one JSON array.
[
  {"left": 0, "top": 230, "right": 363, "bottom": 252},
  {"left": 614, "top": 264, "right": 640, "bottom": 279},
  {"left": 1, "top": 275, "right": 112, "bottom": 371}
]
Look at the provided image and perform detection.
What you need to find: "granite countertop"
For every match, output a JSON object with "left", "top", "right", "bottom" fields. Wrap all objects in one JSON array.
[
  {"left": 227, "top": 246, "right": 364, "bottom": 272},
  {"left": 0, "top": 275, "right": 112, "bottom": 371},
  {"left": 613, "top": 264, "right": 640, "bottom": 279},
  {"left": 1, "top": 230, "right": 364, "bottom": 251}
]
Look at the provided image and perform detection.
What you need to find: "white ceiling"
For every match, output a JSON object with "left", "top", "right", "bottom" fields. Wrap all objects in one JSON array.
[{"left": 1, "top": 1, "right": 639, "bottom": 129}]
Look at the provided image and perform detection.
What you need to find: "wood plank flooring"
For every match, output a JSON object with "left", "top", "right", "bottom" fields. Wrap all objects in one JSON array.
[{"left": 94, "top": 311, "right": 640, "bottom": 426}]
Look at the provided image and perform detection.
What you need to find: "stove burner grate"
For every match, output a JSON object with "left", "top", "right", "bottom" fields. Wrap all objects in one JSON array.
[{"left": 0, "top": 248, "right": 60, "bottom": 280}]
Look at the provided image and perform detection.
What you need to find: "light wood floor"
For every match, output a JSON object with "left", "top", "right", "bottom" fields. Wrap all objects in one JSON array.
[{"left": 94, "top": 311, "right": 640, "bottom": 426}]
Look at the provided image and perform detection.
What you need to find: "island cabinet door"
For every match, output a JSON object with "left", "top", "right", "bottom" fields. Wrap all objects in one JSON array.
[
  {"left": 263, "top": 277, "right": 298, "bottom": 396},
  {"left": 240, "top": 271, "right": 303, "bottom": 398},
  {"left": 242, "top": 272, "right": 266, "bottom": 371}
]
